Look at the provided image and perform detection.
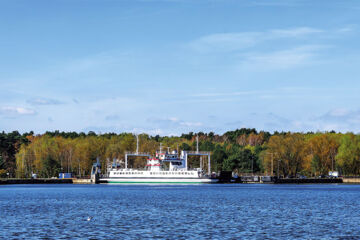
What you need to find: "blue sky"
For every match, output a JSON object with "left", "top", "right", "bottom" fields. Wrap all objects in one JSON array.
[{"left": 1, "top": 0, "right": 360, "bottom": 135}]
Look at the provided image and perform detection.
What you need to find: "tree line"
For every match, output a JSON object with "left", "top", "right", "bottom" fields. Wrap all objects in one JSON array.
[{"left": 0, "top": 129, "right": 359, "bottom": 178}]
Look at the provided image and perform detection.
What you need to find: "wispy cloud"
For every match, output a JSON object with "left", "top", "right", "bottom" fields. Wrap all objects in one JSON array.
[
  {"left": 226, "top": 120, "right": 244, "bottom": 126},
  {"left": 191, "top": 90, "right": 259, "bottom": 97},
  {"left": 250, "top": 0, "right": 306, "bottom": 7},
  {"left": 188, "top": 27, "right": 324, "bottom": 53},
  {"left": 261, "top": 108, "right": 360, "bottom": 133},
  {"left": 318, "top": 108, "right": 360, "bottom": 125},
  {"left": 270, "top": 27, "right": 323, "bottom": 37},
  {"left": 239, "top": 45, "right": 328, "bottom": 71},
  {"left": 27, "top": 98, "right": 64, "bottom": 106},
  {"left": 105, "top": 114, "right": 122, "bottom": 121},
  {"left": 147, "top": 117, "right": 203, "bottom": 128},
  {"left": 190, "top": 87, "right": 312, "bottom": 102},
  {"left": 0, "top": 106, "right": 36, "bottom": 116}
]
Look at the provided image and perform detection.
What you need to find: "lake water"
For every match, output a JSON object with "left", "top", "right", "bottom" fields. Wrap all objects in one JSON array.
[{"left": 1, "top": 184, "right": 360, "bottom": 239}]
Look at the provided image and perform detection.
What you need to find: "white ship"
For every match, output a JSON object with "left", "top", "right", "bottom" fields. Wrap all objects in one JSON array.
[{"left": 98, "top": 143, "right": 218, "bottom": 184}]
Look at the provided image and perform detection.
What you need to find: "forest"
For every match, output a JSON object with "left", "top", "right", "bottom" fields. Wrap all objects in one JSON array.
[{"left": 1, "top": 129, "right": 360, "bottom": 178}]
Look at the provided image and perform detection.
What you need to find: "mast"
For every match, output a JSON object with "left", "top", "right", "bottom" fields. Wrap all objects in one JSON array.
[
  {"left": 196, "top": 135, "right": 199, "bottom": 153},
  {"left": 136, "top": 134, "right": 139, "bottom": 155}
]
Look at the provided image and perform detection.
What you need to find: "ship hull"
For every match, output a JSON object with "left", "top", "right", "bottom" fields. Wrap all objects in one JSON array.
[{"left": 100, "top": 177, "right": 218, "bottom": 184}]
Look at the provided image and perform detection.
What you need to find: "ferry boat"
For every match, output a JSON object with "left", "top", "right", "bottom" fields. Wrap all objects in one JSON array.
[{"left": 99, "top": 149, "right": 218, "bottom": 184}]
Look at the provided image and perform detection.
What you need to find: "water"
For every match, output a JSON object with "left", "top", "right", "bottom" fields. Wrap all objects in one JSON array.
[{"left": 1, "top": 184, "right": 360, "bottom": 239}]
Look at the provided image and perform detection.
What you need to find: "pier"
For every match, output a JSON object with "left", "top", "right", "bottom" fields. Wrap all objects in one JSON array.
[{"left": 0, "top": 178, "right": 73, "bottom": 185}]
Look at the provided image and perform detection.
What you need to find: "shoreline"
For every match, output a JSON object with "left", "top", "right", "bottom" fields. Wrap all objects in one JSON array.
[{"left": 1, "top": 177, "right": 358, "bottom": 185}]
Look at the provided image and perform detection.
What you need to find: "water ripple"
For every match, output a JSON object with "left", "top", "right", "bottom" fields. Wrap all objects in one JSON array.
[{"left": 1, "top": 184, "right": 360, "bottom": 239}]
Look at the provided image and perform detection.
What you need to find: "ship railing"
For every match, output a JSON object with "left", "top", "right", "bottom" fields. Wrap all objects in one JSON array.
[
  {"left": 186, "top": 151, "right": 211, "bottom": 155},
  {"left": 125, "top": 152, "right": 150, "bottom": 156}
]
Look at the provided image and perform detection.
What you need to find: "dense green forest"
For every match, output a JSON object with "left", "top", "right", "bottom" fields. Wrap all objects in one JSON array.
[{"left": 1, "top": 129, "right": 360, "bottom": 178}]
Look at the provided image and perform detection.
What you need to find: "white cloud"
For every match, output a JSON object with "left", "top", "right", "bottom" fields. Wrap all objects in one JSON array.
[
  {"left": 27, "top": 98, "right": 63, "bottom": 106},
  {"left": 326, "top": 108, "right": 350, "bottom": 117},
  {"left": 238, "top": 45, "right": 328, "bottom": 71},
  {"left": 105, "top": 114, "right": 122, "bottom": 121},
  {"left": 188, "top": 27, "right": 324, "bottom": 53},
  {"left": 250, "top": 0, "right": 305, "bottom": 7},
  {"left": 147, "top": 117, "right": 203, "bottom": 129},
  {"left": 270, "top": 27, "right": 323, "bottom": 37},
  {"left": 189, "top": 32, "right": 261, "bottom": 53},
  {"left": 192, "top": 90, "right": 258, "bottom": 97},
  {"left": 179, "top": 121, "right": 202, "bottom": 127},
  {"left": 264, "top": 108, "right": 360, "bottom": 133},
  {"left": 0, "top": 107, "right": 36, "bottom": 116}
]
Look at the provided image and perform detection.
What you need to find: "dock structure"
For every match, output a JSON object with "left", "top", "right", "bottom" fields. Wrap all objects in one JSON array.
[
  {"left": 274, "top": 178, "right": 343, "bottom": 184},
  {"left": 336, "top": 177, "right": 360, "bottom": 184},
  {"left": 124, "top": 152, "right": 151, "bottom": 169},
  {"left": 181, "top": 151, "right": 211, "bottom": 175},
  {"left": 72, "top": 179, "right": 92, "bottom": 184},
  {"left": 180, "top": 135, "right": 212, "bottom": 175},
  {"left": 0, "top": 178, "right": 73, "bottom": 185},
  {"left": 124, "top": 134, "right": 151, "bottom": 169}
]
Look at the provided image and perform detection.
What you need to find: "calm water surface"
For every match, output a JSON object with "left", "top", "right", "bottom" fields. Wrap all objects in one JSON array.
[{"left": 1, "top": 184, "right": 360, "bottom": 239}]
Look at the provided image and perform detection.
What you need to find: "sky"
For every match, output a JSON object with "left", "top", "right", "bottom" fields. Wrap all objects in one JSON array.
[{"left": 1, "top": 0, "right": 360, "bottom": 136}]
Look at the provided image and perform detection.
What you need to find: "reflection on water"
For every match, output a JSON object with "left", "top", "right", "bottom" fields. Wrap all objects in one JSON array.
[{"left": 1, "top": 184, "right": 360, "bottom": 239}]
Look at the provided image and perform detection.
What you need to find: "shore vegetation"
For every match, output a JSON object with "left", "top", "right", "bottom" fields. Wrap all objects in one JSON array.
[{"left": 0, "top": 129, "right": 359, "bottom": 178}]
